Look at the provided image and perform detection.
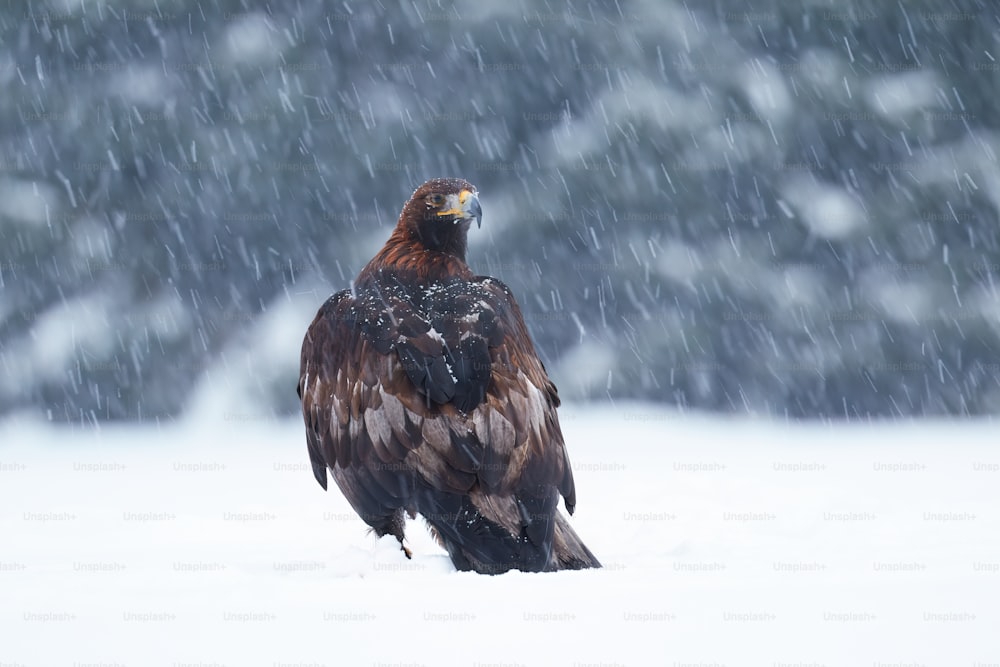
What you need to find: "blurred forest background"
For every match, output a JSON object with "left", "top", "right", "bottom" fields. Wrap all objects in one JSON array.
[{"left": 1, "top": 0, "right": 998, "bottom": 424}]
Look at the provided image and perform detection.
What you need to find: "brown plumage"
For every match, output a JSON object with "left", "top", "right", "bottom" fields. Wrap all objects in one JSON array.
[{"left": 297, "top": 177, "right": 600, "bottom": 573}]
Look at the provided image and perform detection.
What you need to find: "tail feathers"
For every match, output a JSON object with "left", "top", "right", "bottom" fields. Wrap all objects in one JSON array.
[
  {"left": 417, "top": 487, "right": 553, "bottom": 574},
  {"left": 552, "top": 511, "right": 601, "bottom": 570},
  {"left": 416, "top": 486, "right": 600, "bottom": 574}
]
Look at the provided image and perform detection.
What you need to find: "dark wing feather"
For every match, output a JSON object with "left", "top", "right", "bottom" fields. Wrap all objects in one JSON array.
[
  {"left": 471, "top": 276, "right": 578, "bottom": 512},
  {"left": 298, "top": 291, "right": 355, "bottom": 490}
]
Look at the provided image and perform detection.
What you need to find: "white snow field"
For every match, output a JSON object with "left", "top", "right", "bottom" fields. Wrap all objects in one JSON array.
[{"left": 1, "top": 403, "right": 997, "bottom": 666}]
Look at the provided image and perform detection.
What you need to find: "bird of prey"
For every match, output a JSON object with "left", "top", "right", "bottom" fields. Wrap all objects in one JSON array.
[{"left": 298, "top": 177, "right": 599, "bottom": 574}]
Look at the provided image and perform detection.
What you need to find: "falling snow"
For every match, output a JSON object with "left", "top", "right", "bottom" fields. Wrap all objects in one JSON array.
[
  {"left": 2, "top": 2, "right": 998, "bottom": 421},
  {"left": 1, "top": 3, "right": 997, "bottom": 665}
]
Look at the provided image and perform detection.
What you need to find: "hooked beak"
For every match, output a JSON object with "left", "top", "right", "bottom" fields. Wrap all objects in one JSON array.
[
  {"left": 463, "top": 190, "right": 483, "bottom": 229},
  {"left": 436, "top": 189, "right": 482, "bottom": 228}
]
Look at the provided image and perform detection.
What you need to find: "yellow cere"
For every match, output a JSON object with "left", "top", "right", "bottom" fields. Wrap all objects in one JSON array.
[{"left": 435, "top": 189, "right": 474, "bottom": 218}]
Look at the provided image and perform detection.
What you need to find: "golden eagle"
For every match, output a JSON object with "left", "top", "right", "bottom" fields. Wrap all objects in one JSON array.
[{"left": 297, "top": 177, "right": 599, "bottom": 573}]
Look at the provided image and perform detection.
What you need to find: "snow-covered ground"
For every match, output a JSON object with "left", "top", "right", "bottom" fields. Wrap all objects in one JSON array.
[{"left": 2, "top": 403, "right": 997, "bottom": 666}]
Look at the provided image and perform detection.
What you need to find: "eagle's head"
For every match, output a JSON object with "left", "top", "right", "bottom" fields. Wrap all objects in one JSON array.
[{"left": 397, "top": 178, "right": 482, "bottom": 258}]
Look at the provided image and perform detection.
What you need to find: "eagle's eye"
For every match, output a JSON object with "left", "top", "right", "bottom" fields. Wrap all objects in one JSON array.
[{"left": 427, "top": 193, "right": 445, "bottom": 207}]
